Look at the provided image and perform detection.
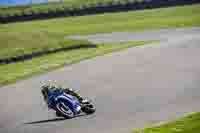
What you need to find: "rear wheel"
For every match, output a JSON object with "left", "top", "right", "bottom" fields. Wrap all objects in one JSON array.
[
  {"left": 81, "top": 103, "right": 96, "bottom": 114},
  {"left": 56, "top": 102, "right": 74, "bottom": 118}
]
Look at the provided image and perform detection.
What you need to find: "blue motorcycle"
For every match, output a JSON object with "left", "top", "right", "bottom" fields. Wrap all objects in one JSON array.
[{"left": 41, "top": 86, "right": 96, "bottom": 118}]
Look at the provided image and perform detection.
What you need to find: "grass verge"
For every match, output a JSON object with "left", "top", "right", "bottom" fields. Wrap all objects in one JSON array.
[
  {"left": 0, "top": 31, "right": 90, "bottom": 59},
  {"left": 0, "top": 40, "right": 154, "bottom": 86},
  {"left": 0, "top": 0, "right": 141, "bottom": 17},
  {"left": 1, "top": 4, "right": 200, "bottom": 36},
  {"left": 132, "top": 112, "right": 200, "bottom": 133}
]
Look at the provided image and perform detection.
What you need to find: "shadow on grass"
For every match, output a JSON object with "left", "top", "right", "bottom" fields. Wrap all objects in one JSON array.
[{"left": 24, "top": 114, "right": 86, "bottom": 125}]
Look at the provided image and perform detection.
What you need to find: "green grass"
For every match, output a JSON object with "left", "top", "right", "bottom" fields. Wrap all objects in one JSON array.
[
  {"left": 0, "top": 40, "right": 152, "bottom": 86},
  {"left": 0, "top": 0, "right": 134, "bottom": 17},
  {"left": 0, "top": 31, "right": 90, "bottom": 59},
  {"left": 1, "top": 4, "right": 200, "bottom": 36},
  {"left": 132, "top": 112, "right": 200, "bottom": 133}
]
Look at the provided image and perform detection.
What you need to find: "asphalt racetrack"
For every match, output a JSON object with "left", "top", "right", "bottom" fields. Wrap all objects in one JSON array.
[{"left": 1, "top": 27, "right": 200, "bottom": 133}]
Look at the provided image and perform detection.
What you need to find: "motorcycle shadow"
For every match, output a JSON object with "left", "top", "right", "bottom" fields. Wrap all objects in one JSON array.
[{"left": 24, "top": 113, "right": 87, "bottom": 125}]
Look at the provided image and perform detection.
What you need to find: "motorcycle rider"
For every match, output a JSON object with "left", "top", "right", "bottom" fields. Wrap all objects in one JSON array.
[{"left": 41, "top": 84, "right": 84, "bottom": 106}]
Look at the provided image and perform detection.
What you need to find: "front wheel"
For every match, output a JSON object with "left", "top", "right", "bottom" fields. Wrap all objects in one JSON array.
[{"left": 56, "top": 102, "right": 74, "bottom": 118}]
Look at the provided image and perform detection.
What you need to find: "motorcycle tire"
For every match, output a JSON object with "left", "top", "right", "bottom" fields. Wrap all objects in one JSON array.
[
  {"left": 81, "top": 103, "right": 96, "bottom": 114},
  {"left": 56, "top": 102, "right": 74, "bottom": 118}
]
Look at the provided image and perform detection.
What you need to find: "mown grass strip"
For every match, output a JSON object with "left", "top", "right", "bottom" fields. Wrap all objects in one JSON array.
[
  {"left": 1, "top": 4, "right": 199, "bottom": 36},
  {"left": 0, "top": 30, "right": 90, "bottom": 59},
  {"left": 132, "top": 112, "right": 200, "bottom": 133},
  {"left": 0, "top": 0, "right": 137, "bottom": 17},
  {"left": 0, "top": 40, "right": 154, "bottom": 86}
]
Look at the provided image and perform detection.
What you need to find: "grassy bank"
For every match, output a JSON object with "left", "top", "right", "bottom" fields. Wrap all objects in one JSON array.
[
  {"left": 1, "top": 4, "right": 200, "bottom": 36},
  {"left": 132, "top": 112, "right": 200, "bottom": 133},
  {"left": 0, "top": 32, "right": 90, "bottom": 59},
  {"left": 0, "top": 0, "right": 139, "bottom": 17},
  {"left": 0, "top": 41, "right": 152, "bottom": 86}
]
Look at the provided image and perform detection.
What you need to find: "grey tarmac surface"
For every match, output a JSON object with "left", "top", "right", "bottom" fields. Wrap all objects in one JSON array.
[
  {"left": 1, "top": 27, "right": 200, "bottom": 133},
  {"left": 67, "top": 27, "right": 200, "bottom": 43}
]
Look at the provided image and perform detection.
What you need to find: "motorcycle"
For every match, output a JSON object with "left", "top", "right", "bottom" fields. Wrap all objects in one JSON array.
[{"left": 42, "top": 88, "right": 96, "bottom": 118}]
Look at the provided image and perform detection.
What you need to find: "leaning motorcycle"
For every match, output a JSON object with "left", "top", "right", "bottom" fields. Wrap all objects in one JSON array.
[{"left": 42, "top": 88, "right": 95, "bottom": 118}]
